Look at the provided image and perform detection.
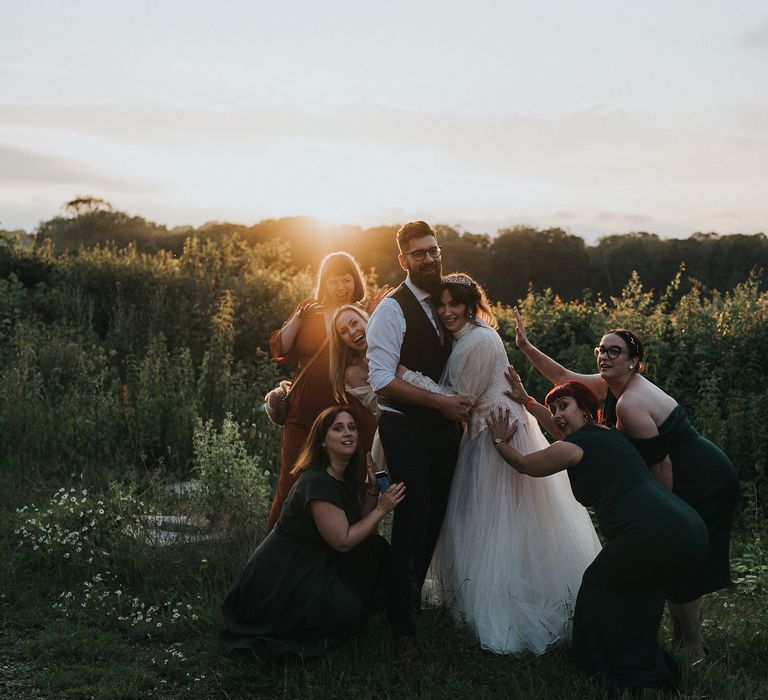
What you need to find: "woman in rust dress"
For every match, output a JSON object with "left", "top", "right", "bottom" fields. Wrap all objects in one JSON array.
[{"left": 267, "top": 251, "right": 387, "bottom": 530}]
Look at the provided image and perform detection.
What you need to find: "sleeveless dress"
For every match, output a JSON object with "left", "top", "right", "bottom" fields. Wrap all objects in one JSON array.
[
  {"left": 566, "top": 424, "right": 708, "bottom": 691},
  {"left": 410, "top": 322, "right": 602, "bottom": 654},
  {"left": 221, "top": 468, "right": 389, "bottom": 659},
  {"left": 628, "top": 405, "right": 738, "bottom": 602}
]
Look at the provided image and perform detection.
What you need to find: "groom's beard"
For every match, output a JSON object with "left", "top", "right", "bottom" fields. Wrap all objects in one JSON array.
[{"left": 409, "top": 261, "right": 442, "bottom": 294}]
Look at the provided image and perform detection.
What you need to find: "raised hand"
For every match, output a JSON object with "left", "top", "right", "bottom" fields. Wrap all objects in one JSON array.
[
  {"left": 365, "top": 452, "right": 378, "bottom": 490},
  {"left": 366, "top": 285, "right": 392, "bottom": 315},
  {"left": 504, "top": 365, "right": 530, "bottom": 406},
  {"left": 296, "top": 301, "right": 323, "bottom": 320},
  {"left": 513, "top": 306, "right": 530, "bottom": 350}
]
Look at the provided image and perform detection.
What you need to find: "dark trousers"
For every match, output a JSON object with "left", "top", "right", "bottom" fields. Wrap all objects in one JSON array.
[{"left": 378, "top": 412, "right": 461, "bottom": 638}]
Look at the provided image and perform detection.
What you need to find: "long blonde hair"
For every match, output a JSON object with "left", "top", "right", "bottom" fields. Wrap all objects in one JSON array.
[{"left": 329, "top": 304, "right": 369, "bottom": 403}]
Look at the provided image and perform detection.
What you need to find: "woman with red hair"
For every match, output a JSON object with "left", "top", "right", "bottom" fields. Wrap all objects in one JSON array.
[
  {"left": 512, "top": 309, "right": 738, "bottom": 661},
  {"left": 487, "top": 377, "right": 708, "bottom": 693}
]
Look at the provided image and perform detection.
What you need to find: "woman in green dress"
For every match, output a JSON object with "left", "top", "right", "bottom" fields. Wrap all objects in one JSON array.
[
  {"left": 221, "top": 405, "right": 405, "bottom": 660},
  {"left": 487, "top": 379, "right": 708, "bottom": 692},
  {"left": 513, "top": 309, "right": 738, "bottom": 661}
]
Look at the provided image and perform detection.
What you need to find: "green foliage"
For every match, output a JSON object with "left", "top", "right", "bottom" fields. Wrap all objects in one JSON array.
[
  {"left": 499, "top": 270, "right": 768, "bottom": 519},
  {"left": 192, "top": 414, "right": 270, "bottom": 531}
]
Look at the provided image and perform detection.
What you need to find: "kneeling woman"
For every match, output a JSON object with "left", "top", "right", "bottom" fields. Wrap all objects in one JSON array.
[
  {"left": 487, "top": 381, "right": 707, "bottom": 692},
  {"left": 221, "top": 405, "right": 405, "bottom": 660}
]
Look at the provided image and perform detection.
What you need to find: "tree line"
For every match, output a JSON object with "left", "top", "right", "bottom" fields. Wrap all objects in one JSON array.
[{"left": 3, "top": 196, "right": 766, "bottom": 305}]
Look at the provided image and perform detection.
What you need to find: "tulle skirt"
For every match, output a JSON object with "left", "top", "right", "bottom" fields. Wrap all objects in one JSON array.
[{"left": 426, "top": 408, "right": 601, "bottom": 655}]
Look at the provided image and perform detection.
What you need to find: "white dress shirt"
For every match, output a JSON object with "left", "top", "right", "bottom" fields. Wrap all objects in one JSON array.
[{"left": 366, "top": 277, "right": 442, "bottom": 412}]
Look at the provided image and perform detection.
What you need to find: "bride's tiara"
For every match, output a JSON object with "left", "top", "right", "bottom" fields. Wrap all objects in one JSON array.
[{"left": 443, "top": 274, "right": 474, "bottom": 287}]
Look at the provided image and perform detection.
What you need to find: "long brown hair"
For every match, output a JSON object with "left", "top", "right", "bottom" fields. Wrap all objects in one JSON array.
[
  {"left": 290, "top": 405, "right": 360, "bottom": 480},
  {"left": 437, "top": 272, "right": 498, "bottom": 329},
  {"left": 329, "top": 305, "right": 369, "bottom": 403}
]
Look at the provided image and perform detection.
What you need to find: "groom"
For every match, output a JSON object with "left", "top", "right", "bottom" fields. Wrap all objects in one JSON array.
[{"left": 366, "top": 220, "right": 470, "bottom": 656}]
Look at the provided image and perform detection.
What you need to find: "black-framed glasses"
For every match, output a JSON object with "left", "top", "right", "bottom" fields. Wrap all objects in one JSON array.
[
  {"left": 404, "top": 246, "right": 441, "bottom": 262},
  {"left": 593, "top": 345, "right": 624, "bottom": 359}
]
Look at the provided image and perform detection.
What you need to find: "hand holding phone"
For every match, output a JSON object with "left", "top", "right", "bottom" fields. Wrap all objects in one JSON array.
[{"left": 374, "top": 470, "right": 392, "bottom": 493}]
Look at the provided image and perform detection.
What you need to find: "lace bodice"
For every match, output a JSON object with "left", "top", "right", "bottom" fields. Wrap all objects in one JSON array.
[{"left": 404, "top": 322, "right": 531, "bottom": 438}]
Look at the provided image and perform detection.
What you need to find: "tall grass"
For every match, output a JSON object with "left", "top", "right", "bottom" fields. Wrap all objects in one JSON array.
[{"left": 1, "top": 237, "right": 767, "bottom": 698}]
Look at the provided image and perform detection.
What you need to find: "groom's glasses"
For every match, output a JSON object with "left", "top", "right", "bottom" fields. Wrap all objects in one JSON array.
[
  {"left": 593, "top": 345, "right": 624, "bottom": 359},
  {"left": 404, "top": 246, "right": 442, "bottom": 262}
]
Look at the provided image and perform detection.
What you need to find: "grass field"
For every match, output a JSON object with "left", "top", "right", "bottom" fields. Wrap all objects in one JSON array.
[{"left": 2, "top": 472, "right": 767, "bottom": 700}]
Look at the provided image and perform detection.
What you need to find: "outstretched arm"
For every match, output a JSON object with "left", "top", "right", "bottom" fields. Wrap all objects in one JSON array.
[
  {"left": 485, "top": 407, "right": 582, "bottom": 477},
  {"left": 513, "top": 307, "right": 607, "bottom": 399},
  {"left": 503, "top": 365, "right": 563, "bottom": 440}
]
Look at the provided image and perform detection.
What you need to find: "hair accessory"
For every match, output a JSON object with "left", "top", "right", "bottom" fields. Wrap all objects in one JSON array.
[
  {"left": 442, "top": 274, "right": 474, "bottom": 287},
  {"left": 618, "top": 330, "right": 639, "bottom": 353}
]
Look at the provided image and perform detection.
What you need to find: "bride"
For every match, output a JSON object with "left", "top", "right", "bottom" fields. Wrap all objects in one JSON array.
[{"left": 401, "top": 273, "right": 601, "bottom": 655}]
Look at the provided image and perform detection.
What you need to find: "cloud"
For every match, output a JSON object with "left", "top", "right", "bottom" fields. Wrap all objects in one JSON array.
[
  {"left": 0, "top": 142, "right": 151, "bottom": 191},
  {"left": 0, "top": 60, "right": 70, "bottom": 75},
  {"left": 741, "top": 20, "right": 768, "bottom": 48},
  {"left": 2, "top": 101, "right": 766, "bottom": 191}
]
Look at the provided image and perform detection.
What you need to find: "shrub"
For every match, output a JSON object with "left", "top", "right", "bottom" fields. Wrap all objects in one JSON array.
[{"left": 192, "top": 414, "right": 270, "bottom": 535}]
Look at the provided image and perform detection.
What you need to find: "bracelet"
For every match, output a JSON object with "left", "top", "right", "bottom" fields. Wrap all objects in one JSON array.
[{"left": 525, "top": 396, "right": 537, "bottom": 412}]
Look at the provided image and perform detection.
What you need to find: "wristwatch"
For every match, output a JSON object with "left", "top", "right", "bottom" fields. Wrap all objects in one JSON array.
[{"left": 493, "top": 437, "right": 504, "bottom": 446}]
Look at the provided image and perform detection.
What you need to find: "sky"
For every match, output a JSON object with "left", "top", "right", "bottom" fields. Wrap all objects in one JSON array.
[{"left": 1, "top": 0, "right": 767, "bottom": 242}]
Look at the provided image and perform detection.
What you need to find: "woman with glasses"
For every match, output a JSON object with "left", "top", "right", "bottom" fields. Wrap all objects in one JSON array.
[{"left": 512, "top": 309, "right": 738, "bottom": 663}]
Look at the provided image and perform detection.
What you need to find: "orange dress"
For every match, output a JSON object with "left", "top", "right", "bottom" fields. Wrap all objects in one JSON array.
[{"left": 267, "top": 300, "right": 377, "bottom": 530}]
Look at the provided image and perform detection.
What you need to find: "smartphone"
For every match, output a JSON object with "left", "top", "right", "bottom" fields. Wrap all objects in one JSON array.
[{"left": 374, "top": 470, "right": 392, "bottom": 493}]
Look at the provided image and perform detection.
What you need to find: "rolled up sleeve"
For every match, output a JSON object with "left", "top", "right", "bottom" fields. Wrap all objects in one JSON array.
[{"left": 365, "top": 299, "right": 405, "bottom": 393}]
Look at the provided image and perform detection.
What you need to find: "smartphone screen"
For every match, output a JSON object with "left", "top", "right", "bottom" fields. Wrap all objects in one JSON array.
[{"left": 374, "top": 470, "right": 391, "bottom": 493}]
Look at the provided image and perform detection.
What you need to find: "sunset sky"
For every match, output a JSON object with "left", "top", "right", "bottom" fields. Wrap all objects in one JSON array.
[{"left": 1, "top": 1, "right": 767, "bottom": 241}]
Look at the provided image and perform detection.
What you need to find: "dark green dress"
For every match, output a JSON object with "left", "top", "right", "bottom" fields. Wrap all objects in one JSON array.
[
  {"left": 566, "top": 424, "right": 708, "bottom": 691},
  {"left": 221, "top": 467, "right": 389, "bottom": 660},
  {"left": 629, "top": 405, "right": 738, "bottom": 603}
]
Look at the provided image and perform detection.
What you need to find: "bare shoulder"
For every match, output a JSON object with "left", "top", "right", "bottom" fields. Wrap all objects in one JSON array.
[
  {"left": 576, "top": 373, "right": 609, "bottom": 399},
  {"left": 344, "top": 363, "right": 368, "bottom": 389},
  {"left": 616, "top": 382, "right": 662, "bottom": 437},
  {"left": 630, "top": 375, "right": 677, "bottom": 423}
]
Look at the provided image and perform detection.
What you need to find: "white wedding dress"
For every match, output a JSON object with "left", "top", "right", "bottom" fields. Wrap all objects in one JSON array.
[{"left": 408, "top": 321, "right": 601, "bottom": 655}]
